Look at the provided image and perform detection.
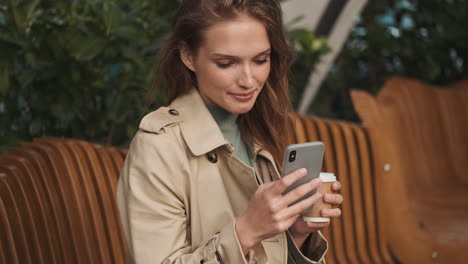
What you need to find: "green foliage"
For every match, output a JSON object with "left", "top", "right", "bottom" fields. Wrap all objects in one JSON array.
[
  {"left": 0, "top": 0, "right": 179, "bottom": 151},
  {"left": 0, "top": 0, "right": 328, "bottom": 151},
  {"left": 312, "top": 0, "right": 468, "bottom": 121}
]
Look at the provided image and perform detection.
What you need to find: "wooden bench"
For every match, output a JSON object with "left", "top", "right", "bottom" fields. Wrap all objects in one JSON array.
[
  {"left": 351, "top": 77, "right": 468, "bottom": 264},
  {"left": 0, "top": 139, "right": 128, "bottom": 263},
  {"left": 1, "top": 77, "right": 467, "bottom": 263}
]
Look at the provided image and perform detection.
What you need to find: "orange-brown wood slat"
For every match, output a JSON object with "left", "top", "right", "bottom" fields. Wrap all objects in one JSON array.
[
  {"left": 94, "top": 145, "right": 129, "bottom": 261},
  {"left": 0, "top": 163, "right": 45, "bottom": 263},
  {"left": 294, "top": 114, "right": 308, "bottom": 143},
  {"left": 312, "top": 117, "right": 345, "bottom": 264},
  {"left": 299, "top": 115, "right": 336, "bottom": 264},
  {"left": 0, "top": 156, "right": 57, "bottom": 263},
  {"left": 340, "top": 123, "right": 372, "bottom": 264},
  {"left": 328, "top": 120, "right": 360, "bottom": 264},
  {"left": 56, "top": 139, "right": 112, "bottom": 263},
  {"left": 28, "top": 141, "right": 93, "bottom": 263},
  {"left": 0, "top": 178, "right": 20, "bottom": 264},
  {"left": 0, "top": 165, "right": 33, "bottom": 264},
  {"left": 301, "top": 115, "right": 320, "bottom": 142},
  {"left": 78, "top": 141, "right": 127, "bottom": 263},
  {"left": 352, "top": 126, "right": 389, "bottom": 264},
  {"left": 12, "top": 145, "right": 73, "bottom": 262}
]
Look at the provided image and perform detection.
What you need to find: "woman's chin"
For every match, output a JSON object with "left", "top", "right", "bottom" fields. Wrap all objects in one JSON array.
[{"left": 227, "top": 103, "right": 255, "bottom": 115}]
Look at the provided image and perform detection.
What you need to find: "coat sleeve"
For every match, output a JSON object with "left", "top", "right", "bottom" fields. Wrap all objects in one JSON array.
[
  {"left": 286, "top": 231, "right": 328, "bottom": 264},
  {"left": 117, "top": 130, "right": 259, "bottom": 264}
]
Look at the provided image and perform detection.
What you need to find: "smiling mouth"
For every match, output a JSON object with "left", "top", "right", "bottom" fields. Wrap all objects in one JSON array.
[{"left": 229, "top": 90, "right": 256, "bottom": 102}]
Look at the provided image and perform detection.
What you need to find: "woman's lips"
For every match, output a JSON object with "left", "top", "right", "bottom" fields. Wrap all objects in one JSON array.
[{"left": 229, "top": 90, "right": 255, "bottom": 102}]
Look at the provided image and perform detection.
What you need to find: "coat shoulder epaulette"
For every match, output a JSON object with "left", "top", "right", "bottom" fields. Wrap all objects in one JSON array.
[{"left": 139, "top": 107, "right": 184, "bottom": 134}]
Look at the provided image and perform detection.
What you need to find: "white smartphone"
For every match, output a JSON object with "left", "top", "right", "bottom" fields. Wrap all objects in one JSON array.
[{"left": 281, "top": 141, "right": 325, "bottom": 206}]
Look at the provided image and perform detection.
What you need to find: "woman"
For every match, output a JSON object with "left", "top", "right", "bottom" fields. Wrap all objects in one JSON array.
[{"left": 117, "top": 0, "right": 343, "bottom": 263}]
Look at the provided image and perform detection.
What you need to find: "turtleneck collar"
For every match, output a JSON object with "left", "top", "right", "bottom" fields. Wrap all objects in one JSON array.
[
  {"left": 206, "top": 104, "right": 253, "bottom": 167},
  {"left": 206, "top": 104, "right": 239, "bottom": 134}
]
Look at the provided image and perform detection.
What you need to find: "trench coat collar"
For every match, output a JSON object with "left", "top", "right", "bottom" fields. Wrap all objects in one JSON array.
[
  {"left": 170, "top": 88, "right": 230, "bottom": 156},
  {"left": 171, "top": 88, "right": 279, "bottom": 168}
]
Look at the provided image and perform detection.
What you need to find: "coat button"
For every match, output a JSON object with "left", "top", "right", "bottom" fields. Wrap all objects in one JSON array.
[
  {"left": 207, "top": 152, "right": 218, "bottom": 163},
  {"left": 168, "top": 109, "right": 179, "bottom": 116}
]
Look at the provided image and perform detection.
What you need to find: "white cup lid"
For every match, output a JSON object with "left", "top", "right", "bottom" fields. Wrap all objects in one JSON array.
[
  {"left": 303, "top": 217, "right": 331, "bottom": 222},
  {"left": 319, "top": 172, "right": 336, "bottom": 182}
]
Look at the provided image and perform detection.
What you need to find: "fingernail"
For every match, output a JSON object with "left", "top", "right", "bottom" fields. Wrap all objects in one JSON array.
[{"left": 299, "top": 168, "right": 307, "bottom": 174}]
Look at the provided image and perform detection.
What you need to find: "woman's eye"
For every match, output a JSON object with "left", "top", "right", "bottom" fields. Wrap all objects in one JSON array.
[
  {"left": 255, "top": 58, "right": 268, "bottom": 65},
  {"left": 216, "top": 62, "right": 232, "bottom": 68}
]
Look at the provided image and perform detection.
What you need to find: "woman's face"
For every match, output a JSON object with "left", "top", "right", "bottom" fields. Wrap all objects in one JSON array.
[{"left": 181, "top": 16, "right": 271, "bottom": 114}]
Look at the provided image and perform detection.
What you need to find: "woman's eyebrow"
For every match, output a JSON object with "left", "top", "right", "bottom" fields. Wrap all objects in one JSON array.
[
  {"left": 255, "top": 48, "right": 271, "bottom": 56},
  {"left": 211, "top": 48, "right": 271, "bottom": 59}
]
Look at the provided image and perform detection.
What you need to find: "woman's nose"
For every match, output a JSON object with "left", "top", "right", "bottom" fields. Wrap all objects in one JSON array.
[{"left": 237, "top": 65, "right": 255, "bottom": 89}]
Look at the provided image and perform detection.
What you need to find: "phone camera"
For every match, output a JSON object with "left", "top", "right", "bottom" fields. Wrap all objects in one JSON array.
[{"left": 289, "top": 150, "right": 296, "bottom": 162}]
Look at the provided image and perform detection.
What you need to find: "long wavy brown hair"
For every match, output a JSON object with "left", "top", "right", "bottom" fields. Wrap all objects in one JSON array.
[{"left": 153, "top": 0, "right": 294, "bottom": 167}]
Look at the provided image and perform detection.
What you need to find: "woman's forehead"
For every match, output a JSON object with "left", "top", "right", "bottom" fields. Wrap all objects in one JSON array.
[{"left": 199, "top": 16, "right": 271, "bottom": 57}]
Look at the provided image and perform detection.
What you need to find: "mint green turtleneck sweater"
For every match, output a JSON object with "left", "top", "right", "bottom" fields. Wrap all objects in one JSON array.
[{"left": 207, "top": 105, "right": 253, "bottom": 168}]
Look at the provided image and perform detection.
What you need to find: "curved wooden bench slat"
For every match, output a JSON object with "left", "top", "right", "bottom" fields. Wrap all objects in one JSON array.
[
  {"left": 57, "top": 139, "right": 112, "bottom": 263},
  {"left": 293, "top": 114, "right": 308, "bottom": 143},
  {"left": 9, "top": 139, "right": 129, "bottom": 263},
  {"left": 340, "top": 123, "right": 372, "bottom": 264},
  {"left": 12, "top": 144, "right": 74, "bottom": 262},
  {"left": 0, "top": 155, "right": 57, "bottom": 263},
  {"left": 77, "top": 141, "right": 127, "bottom": 263},
  {"left": 93, "top": 145, "right": 129, "bottom": 262},
  {"left": 28, "top": 141, "right": 93, "bottom": 263},
  {"left": 299, "top": 115, "right": 336, "bottom": 264},
  {"left": 0, "top": 173, "right": 20, "bottom": 264},
  {"left": 312, "top": 117, "right": 348, "bottom": 264},
  {"left": 1, "top": 163, "right": 46, "bottom": 263},
  {"left": 438, "top": 82, "right": 468, "bottom": 186},
  {"left": 352, "top": 126, "right": 389, "bottom": 264},
  {"left": 301, "top": 115, "right": 319, "bottom": 142},
  {"left": 0, "top": 165, "right": 34, "bottom": 264},
  {"left": 328, "top": 120, "right": 360, "bottom": 264}
]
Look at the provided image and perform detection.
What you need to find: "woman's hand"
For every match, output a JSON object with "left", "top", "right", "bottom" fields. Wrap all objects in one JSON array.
[
  {"left": 235, "top": 168, "right": 323, "bottom": 255},
  {"left": 289, "top": 180, "right": 343, "bottom": 248}
]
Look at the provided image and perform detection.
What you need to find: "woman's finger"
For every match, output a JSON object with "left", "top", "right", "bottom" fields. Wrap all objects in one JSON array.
[
  {"left": 331, "top": 181, "right": 342, "bottom": 191},
  {"left": 323, "top": 193, "right": 343, "bottom": 205},
  {"left": 320, "top": 208, "right": 342, "bottom": 218},
  {"left": 273, "top": 168, "right": 308, "bottom": 195},
  {"left": 281, "top": 191, "right": 323, "bottom": 219},
  {"left": 281, "top": 177, "right": 322, "bottom": 207}
]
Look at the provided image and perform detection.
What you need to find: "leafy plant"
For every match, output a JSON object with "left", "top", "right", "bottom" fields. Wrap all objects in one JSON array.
[{"left": 0, "top": 0, "right": 179, "bottom": 151}]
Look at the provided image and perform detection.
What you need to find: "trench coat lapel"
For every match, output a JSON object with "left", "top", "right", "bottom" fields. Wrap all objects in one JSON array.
[{"left": 170, "top": 88, "right": 230, "bottom": 156}]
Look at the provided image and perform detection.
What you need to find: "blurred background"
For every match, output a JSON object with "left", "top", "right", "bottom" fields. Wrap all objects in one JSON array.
[{"left": 0, "top": 0, "right": 466, "bottom": 151}]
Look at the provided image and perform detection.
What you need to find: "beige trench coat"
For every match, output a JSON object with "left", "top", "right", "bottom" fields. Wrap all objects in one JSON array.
[{"left": 117, "top": 88, "right": 328, "bottom": 264}]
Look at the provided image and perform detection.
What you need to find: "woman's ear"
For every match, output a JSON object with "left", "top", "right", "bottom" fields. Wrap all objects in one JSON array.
[{"left": 179, "top": 43, "right": 196, "bottom": 72}]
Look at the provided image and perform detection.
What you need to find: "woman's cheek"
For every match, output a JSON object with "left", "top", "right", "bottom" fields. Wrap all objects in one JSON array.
[
  {"left": 214, "top": 69, "right": 237, "bottom": 86},
  {"left": 258, "top": 65, "right": 271, "bottom": 85}
]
